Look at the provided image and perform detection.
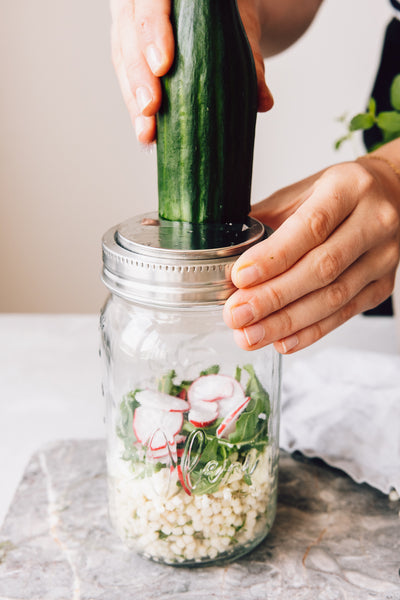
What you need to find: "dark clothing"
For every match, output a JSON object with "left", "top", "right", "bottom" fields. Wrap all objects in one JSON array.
[
  {"left": 363, "top": 10, "right": 400, "bottom": 316},
  {"left": 363, "top": 18, "right": 400, "bottom": 152}
]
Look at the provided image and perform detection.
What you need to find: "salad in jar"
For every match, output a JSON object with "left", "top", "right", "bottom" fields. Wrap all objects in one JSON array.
[{"left": 107, "top": 364, "right": 277, "bottom": 565}]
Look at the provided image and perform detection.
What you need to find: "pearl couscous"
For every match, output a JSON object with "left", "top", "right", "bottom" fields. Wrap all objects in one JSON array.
[{"left": 108, "top": 443, "right": 277, "bottom": 564}]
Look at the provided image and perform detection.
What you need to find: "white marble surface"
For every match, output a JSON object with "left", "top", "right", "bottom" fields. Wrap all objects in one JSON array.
[
  {"left": 0, "top": 313, "right": 398, "bottom": 528},
  {"left": 1, "top": 440, "right": 399, "bottom": 599}
]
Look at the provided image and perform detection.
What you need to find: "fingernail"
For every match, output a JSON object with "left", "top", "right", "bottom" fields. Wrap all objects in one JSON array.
[
  {"left": 145, "top": 44, "right": 163, "bottom": 74},
  {"left": 235, "top": 264, "right": 260, "bottom": 288},
  {"left": 135, "top": 115, "right": 146, "bottom": 141},
  {"left": 231, "top": 303, "right": 255, "bottom": 327},
  {"left": 281, "top": 334, "right": 299, "bottom": 354},
  {"left": 136, "top": 86, "right": 152, "bottom": 113},
  {"left": 243, "top": 323, "right": 265, "bottom": 347}
]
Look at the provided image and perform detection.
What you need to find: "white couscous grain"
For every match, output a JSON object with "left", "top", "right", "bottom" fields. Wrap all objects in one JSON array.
[{"left": 108, "top": 444, "right": 277, "bottom": 564}]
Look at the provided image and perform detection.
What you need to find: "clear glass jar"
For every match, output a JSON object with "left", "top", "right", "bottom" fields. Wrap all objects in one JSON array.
[{"left": 100, "top": 214, "right": 281, "bottom": 566}]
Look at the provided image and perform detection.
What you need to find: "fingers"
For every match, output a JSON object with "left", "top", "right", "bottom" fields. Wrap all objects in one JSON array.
[
  {"left": 253, "top": 49, "right": 274, "bottom": 112},
  {"left": 237, "top": 0, "right": 273, "bottom": 112},
  {"left": 224, "top": 160, "right": 400, "bottom": 353},
  {"left": 225, "top": 188, "right": 394, "bottom": 329},
  {"left": 110, "top": 0, "right": 173, "bottom": 143},
  {"left": 228, "top": 242, "right": 397, "bottom": 352},
  {"left": 274, "top": 273, "right": 396, "bottom": 354},
  {"left": 233, "top": 165, "right": 360, "bottom": 290},
  {"left": 111, "top": 21, "right": 157, "bottom": 142},
  {"left": 111, "top": 0, "right": 273, "bottom": 144},
  {"left": 134, "top": 0, "right": 174, "bottom": 77}
]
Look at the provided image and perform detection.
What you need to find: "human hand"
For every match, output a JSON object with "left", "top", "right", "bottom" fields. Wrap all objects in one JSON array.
[
  {"left": 223, "top": 156, "right": 400, "bottom": 354},
  {"left": 110, "top": 0, "right": 273, "bottom": 144}
]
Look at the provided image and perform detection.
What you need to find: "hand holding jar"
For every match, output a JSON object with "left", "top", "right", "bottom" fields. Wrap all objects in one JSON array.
[{"left": 223, "top": 146, "right": 400, "bottom": 353}]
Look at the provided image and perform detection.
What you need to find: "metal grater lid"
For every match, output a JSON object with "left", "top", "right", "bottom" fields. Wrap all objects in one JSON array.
[{"left": 101, "top": 212, "right": 266, "bottom": 306}]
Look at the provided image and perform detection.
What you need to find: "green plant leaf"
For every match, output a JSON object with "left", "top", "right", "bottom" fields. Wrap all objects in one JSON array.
[
  {"left": 349, "top": 113, "right": 375, "bottom": 131},
  {"left": 243, "top": 365, "right": 271, "bottom": 419},
  {"left": 334, "top": 134, "right": 352, "bottom": 151},
  {"left": 335, "top": 112, "right": 348, "bottom": 124},
  {"left": 368, "top": 97, "right": 376, "bottom": 117},
  {"left": 390, "top": 74, "right": 400, "bottom": 111},
  {"left": 376, "top": 111, "right": 400, "bottom": 133},
  {"left": 382, "top": 129, "right": 400, "bottom": 144},
  {"left": 368, "top": 141, "right": 385, "bottom": 152},
  {"left": 228, "top": 410, "right": 258, "bottom": 445},
  {"left": 117, "top": 391, "right": 141, "bottom": 462},
  {"left": 226, "top": 364, "right": 270, "bottom": 445},
  {"left": 186, "top": 435, "right": 228, "bottom": 495},
  {"left": 158, "top": 370, "right": 178, "bottom": 394},
  {"left": 200, "top": 365, "right": 220, "bottom": 376},
  {"left": 235, "top": 366, "right": 242, "bottom": 382}
]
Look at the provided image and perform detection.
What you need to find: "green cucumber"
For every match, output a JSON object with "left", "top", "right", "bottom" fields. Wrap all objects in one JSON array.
[{"left": 157, "top": 0, "right": 258, "bottom": 224}]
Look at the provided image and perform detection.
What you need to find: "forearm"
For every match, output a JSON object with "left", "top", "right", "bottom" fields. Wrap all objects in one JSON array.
[{"left": 257, "top": 0, "right": 324, "bottom": 57}]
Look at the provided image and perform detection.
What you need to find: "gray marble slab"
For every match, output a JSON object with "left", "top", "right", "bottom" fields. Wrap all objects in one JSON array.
[{"left": 0, "top": 440, "right": 399, "bottom": 600}]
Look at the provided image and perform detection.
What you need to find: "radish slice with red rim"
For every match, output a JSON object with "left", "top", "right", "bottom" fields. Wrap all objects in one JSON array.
[
  {"left": 135, "top": 389, "right": 189, "bottom": 412},
  {"left": 148, "top": 445, "right": 169, "bottom": 459},
  {"left": 188, "top": 374, "right": 235, "bottom": 404},
  {"left": 176, "top": 464, "right": 192, "bottom": 496},
  {"left": 216, "top": 396, "right": 251, "bottom": 439},
  {"left": 148, "top": 429, "right": 168, "bottom": 451},
  {"left": 175, "top": 434, "right": 187, "bottom": 444},
  {"left": 133, "top": 406, "right": 183, "bottom": 445},
  {"left": 188, "top": 400, "right": 219, "bottom": 428},
  {"left": 218, "top": 379, "right": 246, "bottom": 418}
]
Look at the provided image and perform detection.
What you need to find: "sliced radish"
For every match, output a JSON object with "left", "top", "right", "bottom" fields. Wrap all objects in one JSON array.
[
  {"left": 188, "top": 374, "right": 234, "bottom": 404},
  {"left": 188, "top": 400, "right": 219, "bottom": 428},
  {"left": 175, "top": 435, "right": 186, "bottom": 458},
  {"left": 148, "top": 445, "right": 169, "bottom": 460},
  {"left": 146, "top": 437, "right": 178, "bottom": 463},
  {"left": 135, "top": 389, "right": 189, "bottom": 412},
  {"left": 177, "top": 464, "right": 192, "bottom": 496},
  {"left": 175, "top": 434, "right": 187, "bottom": 445},
  {"left": 133, "top": 406, "right": 183, "bottom": 445},
  {"left": 218, "top": 379, "right": 247, "bottom": 418},
  {"left": 148, "top": 429, "right": 168, "bottom": 451},
  {"left": 216, "top": 396, "right": 251, "bottom": 439}
]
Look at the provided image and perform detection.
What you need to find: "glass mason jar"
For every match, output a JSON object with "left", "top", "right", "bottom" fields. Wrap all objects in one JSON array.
[{"left": 100, "top": 213, "right": 281, "bottom": 566}]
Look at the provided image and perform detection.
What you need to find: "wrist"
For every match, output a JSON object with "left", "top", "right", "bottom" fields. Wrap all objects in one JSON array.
[
  {"left": 360, "top": 153, "right": 400, "bottom": 180},
  {"left": 357, "top": 151, "right": 400, "bottom": 201}
]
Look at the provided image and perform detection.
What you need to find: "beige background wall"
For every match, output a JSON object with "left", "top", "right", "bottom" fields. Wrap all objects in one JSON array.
[{"left": 0, "top": 0, "right": 392, "bottom": 313}]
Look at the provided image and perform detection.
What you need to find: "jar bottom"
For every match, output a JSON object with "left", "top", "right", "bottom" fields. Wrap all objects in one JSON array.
[
  {"left": 107, "top": 446, "right": 278, "bottom": 566},
  {"left": 141, "top": 520, "right": 276, "bottom": 567},
  {"left": 110, "top": 500, "right": 277, "bottom": 567}
]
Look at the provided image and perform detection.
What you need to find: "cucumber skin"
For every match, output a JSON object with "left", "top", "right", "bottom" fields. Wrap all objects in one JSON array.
[{"left": 157, "top": 0, "right": 258, "bottom": 224}]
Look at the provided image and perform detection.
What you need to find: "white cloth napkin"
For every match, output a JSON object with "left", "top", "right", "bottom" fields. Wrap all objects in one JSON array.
[{"left": 280, "top": 347, "right": 400, "bottom": 495}]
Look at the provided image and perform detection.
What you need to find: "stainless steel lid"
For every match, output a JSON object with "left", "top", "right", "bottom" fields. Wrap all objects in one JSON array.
[{"left": 102, "top": 212, "right": 266, "bottom": 306}]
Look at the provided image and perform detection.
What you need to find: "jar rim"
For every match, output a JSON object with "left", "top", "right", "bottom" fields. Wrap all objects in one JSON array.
[{"left": 101, "top": 212, "right": 266, "bottom": 306}]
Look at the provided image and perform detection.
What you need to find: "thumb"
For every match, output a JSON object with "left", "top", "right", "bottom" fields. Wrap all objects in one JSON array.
[
  {"left": 237, "top": 0, "right": 273, "bottom": 112},
  {"left": 253, "top": 48, "right": 274, "bottom": 112}
]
